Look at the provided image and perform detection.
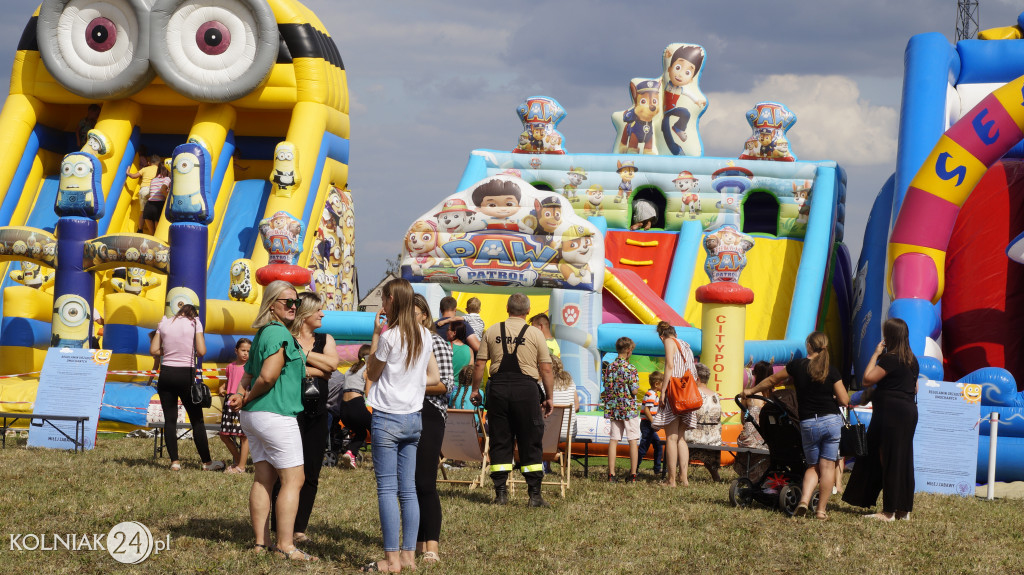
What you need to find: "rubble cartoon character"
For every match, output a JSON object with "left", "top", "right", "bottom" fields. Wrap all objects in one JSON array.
[
  {"left": 523, "top": 196, "right": 563, "bottom": 245},
  {"left": 405, "top": 220, "right": 440, "bottom": 275},
  {"left": 10, "top": 262, "right": 54, "bottom": 289},
  {"left": 674, "top": 171, "right": 701, "bottom": 216},
  {"left": 468, "top": 178, "right": 531, "bottom": 232},
  {"left": 616, "top": 79, "right": 661, "bottom": 154},
  {"left": 55, "top": 152, "right": 104, "bottom": 219},
  {"left": 166, "top": 143, "right": 211, "bottom": 223},
  {"left": 794, "top": 181, "right": 812, "bottom": 223},
  {"left": 51, "top": 294, "right": 91, "bottom": 348},
  {"left": 563, "top": 166, "right": 587, "bottom": 199},
  {"left": 616, "top": 160, "right": 638, "bottom": 203},
  {"left": 434, "top": 198, "right": 477, "bottom": 233},
  {"left": 661, "top": 44, "right": 707, "bottom": 155},
  {"left": 271, "top": 141, "right": 301, "bottom": 197},
  {"left": 558, "top": 225, "right": 595, "bottom": 287},
  {"left": 584, "top": 184, "right": 604, "bottom": 217}
]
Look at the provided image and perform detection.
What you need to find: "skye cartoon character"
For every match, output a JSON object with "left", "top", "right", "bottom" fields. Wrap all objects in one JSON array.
[
  {"left": 583, "top": 184, "right": 604, "bottom": 216},
  {"left": 563, "top": 166, "right": 587, "bottom": 199},
  {"left": 794, "top": 181, "right": 812, "bottom": 223},
  {"left": 406, "top": 220, "right": 440, "bottom": 274},
  {"left": 616, "top": 160, "right": 638, "bottom": 203},
  {"left": 558, "top": 225, "right": 594, "bottom": 287},
  {"left": 616, "top": 79, "right": 661, "bottom": 154},
  {"left": 673, "top": 170, "right": 701, "bottom": 216},
  {"left": 467, "top": 178, "right": 531, "bottom": 232},
  {"left": 51, "top": 294, "right": 91, "bottom": 348},
  {"left": 434, "top": 198, "right": 477, "bottom": 233},
  {"left": 661, "top": 44, "right": 707, "bottom": 155},
  {"left": 740, "top": 139, "right": 759, "bottom": 159},
  {"left": 271, "top": 141, "right": 301, "bottom": 197}
]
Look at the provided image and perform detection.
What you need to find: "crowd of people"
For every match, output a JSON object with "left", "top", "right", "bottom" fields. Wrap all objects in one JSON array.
[{"left": 149, "top": 278, "right": 918, "bottom": 566}]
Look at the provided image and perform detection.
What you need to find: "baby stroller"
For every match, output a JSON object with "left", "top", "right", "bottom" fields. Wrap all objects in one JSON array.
[
  {"left": 323, "top": 425, "right": 362, "bottom": 468},
  {"left": 728, "top": 393, "right": 819, "bottom": 515}
]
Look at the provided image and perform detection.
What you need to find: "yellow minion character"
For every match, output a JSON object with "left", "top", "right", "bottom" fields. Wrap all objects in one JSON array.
[{"left": 271, "top": 141, "right": 301, "bottom": 197}]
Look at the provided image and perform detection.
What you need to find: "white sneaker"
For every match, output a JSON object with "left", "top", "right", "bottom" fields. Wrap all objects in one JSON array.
[{"left": 202, "top": 460, "right": 225, "bottom": 471}]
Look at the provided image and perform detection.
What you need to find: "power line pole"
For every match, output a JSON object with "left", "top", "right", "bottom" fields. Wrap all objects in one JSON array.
[{"left": 956, "top": 0, "right": 980, "bottom": 41}]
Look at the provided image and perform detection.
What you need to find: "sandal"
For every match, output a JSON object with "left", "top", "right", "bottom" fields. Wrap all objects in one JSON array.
[
  {"left": 225, "top": 465, "right": 245, "bottom": 475},
  {"left": 293, "top": 533, "right": 309, "bottom": 544},
  {"left": 251, "top": 544, "right": 268, "bottom": 555},
  {"left": 794, "top": 503, "right": 808, "bottom": 517},
  {"left": 421, "top": 551, "right": 440, "bottom": 564},
  {"left": 169, "top": 462, "right": 181, "bottom": 471},
  {"left": 360, "top": 561, "right": 386, "bottom": 572},
  {"left": 815, "top": 511, "right": 829, "bottom": 521},
  {"left": 272, "top": 546, "right": 318, "bottom": 562}
]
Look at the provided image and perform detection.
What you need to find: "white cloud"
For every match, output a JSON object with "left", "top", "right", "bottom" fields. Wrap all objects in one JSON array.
[{"left": 699, "top": 74, "right": 898, "bottom": 167}]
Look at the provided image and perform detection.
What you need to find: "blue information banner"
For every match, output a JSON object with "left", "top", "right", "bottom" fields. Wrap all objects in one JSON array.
[
  {"left": 913, "top": 378, "right": 981, "bottom": 497},
  {"left": 27, "top": 348, "right": 110, "bottom": 450}
]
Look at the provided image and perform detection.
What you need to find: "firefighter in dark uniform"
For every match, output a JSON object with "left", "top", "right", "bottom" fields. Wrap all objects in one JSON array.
[{"left": 471, "top": 293, "right": 554, "bottom": 507}]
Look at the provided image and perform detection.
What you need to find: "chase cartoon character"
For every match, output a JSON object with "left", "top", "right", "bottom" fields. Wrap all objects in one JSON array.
[
  {"left": 558, "top": 225, "right": 594, "bottom": 287},
  {"left": 51, "top": 294, "right": 91, "bottom": 348},
  {"left": 434, "top": 198, "right": 476, "bottom": 233},
  {"left": 661, "top": 44, "right": 707, "bottom": 156},
  {"left": 271, "top": 141, "right": 301, "bottom": 197},
  {"left": 165, "top": 142, "right": 211, "bottom": 223},
  {"left": 523, "top": 196, "right": 563, "bottom": 246},
  {"left": 615, "top": 79, "right": 661, "bottom": 155},
  {"left": 55, "top": 152, "right": 104, "bottom": 219}
]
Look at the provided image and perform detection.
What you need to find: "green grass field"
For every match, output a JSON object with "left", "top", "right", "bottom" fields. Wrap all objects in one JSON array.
[{"left": 1, "top": 433, "right": 1022, "bottom": 574}]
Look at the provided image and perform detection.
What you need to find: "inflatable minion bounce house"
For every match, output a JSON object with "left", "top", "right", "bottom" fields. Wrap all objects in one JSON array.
[{"left": 0, "top": 0, "right": 355, "bottom": 430}]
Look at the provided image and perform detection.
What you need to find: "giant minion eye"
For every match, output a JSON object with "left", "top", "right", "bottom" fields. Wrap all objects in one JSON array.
[
  {"left": 150, "top": 0, "right": 278, "bottom": 102},
  {"left": 167, "top": 288, "right": 196, "bottom": 314},
  {"left": 61, "top": 162, "right": 74, "bottom": 176},
  {"left": 58, "top": 296, "right": 89, "bottom": 327},
  {"left": 73, "top": 162, "right": 92, "bottom": 177},
  {"left": 37, "top": 0, "right": 154, "bottom": 99},
  {"left": 175, "top": 156, "right": 195, "bottom": 174}
]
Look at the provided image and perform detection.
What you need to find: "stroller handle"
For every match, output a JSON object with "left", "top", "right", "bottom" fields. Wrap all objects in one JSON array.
[{"left": 734, "top": 393, "right": 794, "bottom": 421}]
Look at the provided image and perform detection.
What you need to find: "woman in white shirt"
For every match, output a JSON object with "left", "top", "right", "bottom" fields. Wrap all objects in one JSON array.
[{"left": 362, "top": 279, "right": 440, "bottom": 573}]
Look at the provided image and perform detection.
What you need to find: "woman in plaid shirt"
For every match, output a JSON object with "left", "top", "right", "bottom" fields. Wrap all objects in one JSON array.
[{"left": 412, "top": 295, "right": 455, "bottom": 564}]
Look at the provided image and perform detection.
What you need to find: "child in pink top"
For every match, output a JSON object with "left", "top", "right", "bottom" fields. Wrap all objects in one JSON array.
[{"left": 219, "top": 339, "right": 251, "bottom": 474}]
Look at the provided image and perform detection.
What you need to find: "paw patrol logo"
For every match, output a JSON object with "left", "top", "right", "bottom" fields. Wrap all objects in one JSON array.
[
  {"left": 529, "top": 158, "right": 542, "bottom": 169},
  {"left": 561, "top": 304, "right": 580, "bottom": 327},
  {"left": 441, "top": 234, "right": 557, "bottom": 287}
]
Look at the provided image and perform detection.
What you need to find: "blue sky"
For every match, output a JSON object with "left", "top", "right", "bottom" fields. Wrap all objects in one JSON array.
[{"left": 0, "top": 0, "right": 1021, "bottom": 297}]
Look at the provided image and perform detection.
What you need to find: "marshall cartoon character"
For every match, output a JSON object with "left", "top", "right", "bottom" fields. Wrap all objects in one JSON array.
[
  {"left": 558, "top": 224, "right": 594, "bottom": 287},
  {"left": 563, "top": 166, "right": 587, "bottom": 200},
  {"left": 616, "top": 160, "right": 638, "bottom": 203},
  {"left": 583, "top": 184, "right": 604, "bottom": 216},
  {"left": 406, "top": 220, "right": 441, "bottom": 274},
  {"left": 467, "top": 178, "right": 531, "bottom": 232},
  {"left": 434, "top": 198, "right": 477, "bottom": 233},
  {"left": 616, "top": 79, "right": 661, "bottom": 155},
  {"left": 794, "top": 181, "right": 812, "bottom": 223},
  {"left": 673, "top": 170, "right": 701, "bottom": 216}
]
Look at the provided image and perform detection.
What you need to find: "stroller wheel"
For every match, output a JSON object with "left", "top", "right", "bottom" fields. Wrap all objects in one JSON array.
[
  {"left": 778, "top": 484, "right": 802, "bottom": 516},
  {"left": 810, "top": 488, "right": 820, "bottom": 511},
  {"left": 729, "top": 478, "right": 754, "bottom": 508},
  {"left": 323, "top": 450, "right": 338, "bottom": 468}
]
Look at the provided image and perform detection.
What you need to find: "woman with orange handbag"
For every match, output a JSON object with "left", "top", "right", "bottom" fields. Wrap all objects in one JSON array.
[{"left": 650, "top": 321, "right": 699, "bottom": 487}]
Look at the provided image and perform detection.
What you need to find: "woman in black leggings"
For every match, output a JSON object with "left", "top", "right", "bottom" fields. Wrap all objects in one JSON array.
[
  {"left": 411, "top": 295, "right": 455, "bottom": 564},
  {"left": 272, "top": 292, "right": 338, "bottom": 543},
  {"left": 150, "top": 304, "right": 222, "bottom": 471}
]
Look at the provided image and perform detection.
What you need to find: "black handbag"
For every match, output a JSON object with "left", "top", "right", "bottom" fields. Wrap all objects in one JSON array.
[
  {"left": 189, "top": 324, "right": 212, "bottom": 408},
  {"left": 840, "top": 408, "right": 868, "bottom": 457}
]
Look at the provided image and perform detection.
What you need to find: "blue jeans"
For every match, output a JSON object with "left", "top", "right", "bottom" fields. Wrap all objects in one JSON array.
[
  {"left": 638, "top": 419, "right": 664, "bottom": 473},
  {"left": 371, "top": 410, "right": 422, "bottom": 551},
  {"left": 799, "top": 413, "right": 842, "bottom": 463}
]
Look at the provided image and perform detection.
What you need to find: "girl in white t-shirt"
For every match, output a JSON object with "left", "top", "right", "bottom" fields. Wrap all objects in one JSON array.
[{"left": 362, "top": 279, "right": 440, "bottom": 573}]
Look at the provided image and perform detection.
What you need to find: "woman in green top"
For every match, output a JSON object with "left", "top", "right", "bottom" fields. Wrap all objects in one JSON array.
[
  {"left": 447, "top": 320, "right": 474, "bottom": 377},
  {"left": 226, "top": 280, "right": 315, "bottom": 561}
]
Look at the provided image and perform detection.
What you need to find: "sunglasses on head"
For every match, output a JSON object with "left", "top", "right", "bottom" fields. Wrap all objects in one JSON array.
[{"left": 276, "top": 298, "right": 301, "bottom": 309}]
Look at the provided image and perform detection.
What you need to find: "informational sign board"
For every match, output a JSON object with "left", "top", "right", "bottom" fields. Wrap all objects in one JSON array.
[
  {"left": 27, "top": 348, "right": 110, "bottom": 450},
  {"left": 913, "top": 378, "right": 981, "bottom": 497}
]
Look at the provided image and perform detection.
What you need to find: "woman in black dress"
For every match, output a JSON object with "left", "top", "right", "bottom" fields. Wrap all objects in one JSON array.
[{"left": 843, "top": 318, "right": 919, "bottom": 521}]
